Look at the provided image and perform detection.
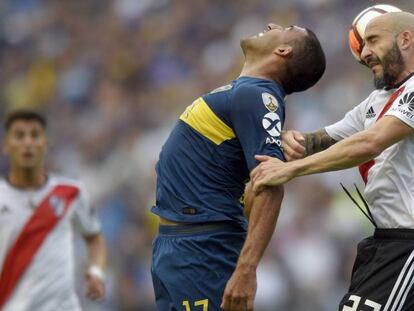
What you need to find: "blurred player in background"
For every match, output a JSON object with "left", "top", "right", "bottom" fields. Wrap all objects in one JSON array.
[
  {"left": 0, "top": 110, "right": 106, "bottom": 311},
  {"left": 151, "top": 23, "right": 325, "bottom": 310},
  {"left": 252, "top": 12, "right": 414, "bottom": 311}
]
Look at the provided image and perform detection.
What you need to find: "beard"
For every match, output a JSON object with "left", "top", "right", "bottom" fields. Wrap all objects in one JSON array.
[{"left": 373, "top": 42, "right": 405, "bottom": 89}]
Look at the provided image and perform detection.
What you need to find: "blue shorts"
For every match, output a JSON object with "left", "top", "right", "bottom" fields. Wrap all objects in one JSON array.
[{"left": 151, "top": 222, "right": 246, "bottom": 311}]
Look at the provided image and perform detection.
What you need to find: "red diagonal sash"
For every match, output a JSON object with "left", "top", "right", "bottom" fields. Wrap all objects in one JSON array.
[
  {"left": 358, "top": 86, "right": 405, "bottom": 183},
  {"left": 0, "top": 185, "right": 79, "bottom": 308}
]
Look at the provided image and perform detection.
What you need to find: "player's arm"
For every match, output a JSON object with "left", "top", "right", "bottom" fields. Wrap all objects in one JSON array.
[
  {"left": 222, "top": 86, "right": 286, "bottom": 310},
  {"left": 242, "top": 182, "right": 254, "bottom": 220},
  {"left": 221, "top": 184, "right": 283, "bottom": 311},
  {"left": 73, "top": 186, "right": 107, "bottom": 300},
  {"left": 83, "top": 234, "right": 106, "bottom": 301},
  {"left": 303, "top": 129, "right": 338, "bottom": 156},
  {"left": 283, "top": 98, "right": 367, "bottom": 161},
  {"left": 84, "top": 233, "right": 106, "bottom": 273},
  {"left": 282, "top": 129, "right": 337, "bottom": 160},
  {"left": 252, "top": 115, "right": 414, "bottom": 190}
]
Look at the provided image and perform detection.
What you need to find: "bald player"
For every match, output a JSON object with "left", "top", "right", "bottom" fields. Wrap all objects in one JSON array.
[{"left": 252, "top": 12, "right": 414, "bottom": 311}]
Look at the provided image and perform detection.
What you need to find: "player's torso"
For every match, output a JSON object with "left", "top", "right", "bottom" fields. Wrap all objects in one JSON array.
[
  {"left": 361, "top": 80, "right": 414, "bottom": 228},
  {"left": 0, "top": 176, "right": 82, "bottom": 311},
  {"left": 154, "top": 77, "right": 285, "bottom": 227}
]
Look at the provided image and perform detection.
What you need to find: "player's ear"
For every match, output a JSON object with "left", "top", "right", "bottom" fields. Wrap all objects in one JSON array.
[
  {"left": 274, "top": 44, "right": 293, "bottom": 57},
  {"left": 398, "top": 30, "right": 413, "bottom": 51}
]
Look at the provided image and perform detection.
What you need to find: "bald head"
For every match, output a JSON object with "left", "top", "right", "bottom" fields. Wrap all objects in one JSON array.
[
  {"left": 361, "top": 11, "right": 414, "bottom": 89},
  {"left": 368, "top": 12, "right": 414, "bottom": 36}
]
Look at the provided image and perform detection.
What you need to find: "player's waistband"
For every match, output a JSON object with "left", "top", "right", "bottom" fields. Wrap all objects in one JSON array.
[
  {"left": 374, "top": 228, "right": 414, "bottom": 240},
  {"left": 158, "top": 221, "right": 244, "bottom": 236}
]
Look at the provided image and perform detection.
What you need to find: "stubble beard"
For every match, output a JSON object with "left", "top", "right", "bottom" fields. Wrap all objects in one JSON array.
[{"left": 373, "top": 42, "right": 405, "bottom": 89}]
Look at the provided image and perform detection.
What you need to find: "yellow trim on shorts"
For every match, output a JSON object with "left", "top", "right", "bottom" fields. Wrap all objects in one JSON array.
[{"left": 179, "top": 97, "right": 235, "bottom": 144}]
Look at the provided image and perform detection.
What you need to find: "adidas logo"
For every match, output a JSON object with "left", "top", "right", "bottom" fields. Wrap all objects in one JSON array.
[{"left": 366, "top": 106, "right": 376, "bottom": 119}]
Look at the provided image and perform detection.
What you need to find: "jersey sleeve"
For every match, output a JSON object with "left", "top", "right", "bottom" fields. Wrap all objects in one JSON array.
[
  {"left": 325, "top": 97, "right": 368, "bottom": 141},
  {"left": 385, "top": 87, "right": 414, "bottom": 128},
  {"left": 71, "top": 184, "right": 101, "bottom": 236},
  {"left": 231, "top": 85, "right": 285, "bottom": 171}
]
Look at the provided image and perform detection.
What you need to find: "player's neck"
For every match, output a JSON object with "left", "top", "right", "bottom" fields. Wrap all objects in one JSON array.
[
  {"left": 8, "top": 167, "right": 47, "bottom": 189},
  {"left": 239, "top": 64, "right": 282, "bottom": 85}
]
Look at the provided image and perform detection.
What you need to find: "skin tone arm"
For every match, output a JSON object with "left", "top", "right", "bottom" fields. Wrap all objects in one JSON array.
[
  {"left": 281, "top": 129, "right": 337, "bottom": 161},
  {"left": 221, "top": 183, "right": 284, "bottom": 311},
  {"left": 251, "top": 116, "right": 414, "bottom": 192},
  {"left": 83, "top": 233, "right": 106, "bottom": 300}
]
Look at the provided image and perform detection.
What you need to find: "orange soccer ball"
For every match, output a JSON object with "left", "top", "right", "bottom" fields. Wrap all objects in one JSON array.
[{"left": 349, "top": 4, "right": 402, "bottom": 63}]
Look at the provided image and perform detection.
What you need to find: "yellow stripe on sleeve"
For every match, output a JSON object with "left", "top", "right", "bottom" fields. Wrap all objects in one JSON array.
[{"left": 179, "top": 97, "right": 235, "bottom": 145}]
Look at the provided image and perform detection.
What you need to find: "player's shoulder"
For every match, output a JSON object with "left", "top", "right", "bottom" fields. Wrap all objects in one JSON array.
[
  {"left": 48, "top": 174, "right": 84, "bottom": 191},
  {"left": 234, "top": 77, "right": 282, "bottom": 93},
  {"left": 233, "top": 77, "right": 284, "bottom": 103}
]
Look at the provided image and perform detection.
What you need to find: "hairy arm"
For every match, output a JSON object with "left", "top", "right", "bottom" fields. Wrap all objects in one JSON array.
[
  {"left": 281, "top": 129, "right": 337, "bottom": 161},
  {"left": 252, "top": 116, "right": 414, "bottom": 191},
  {"left": 303, "top": 129, "right": 337, "bottom": 156},
  {"left": 221, "top": 185, "right": 284, "bottom": 310}
]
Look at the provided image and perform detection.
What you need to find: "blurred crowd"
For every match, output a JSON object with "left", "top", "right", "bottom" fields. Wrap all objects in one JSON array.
[{"left": 0, "top": 0, "right": 412, "bottom": 310}]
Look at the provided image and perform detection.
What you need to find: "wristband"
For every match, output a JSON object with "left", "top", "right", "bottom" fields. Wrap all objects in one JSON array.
[{"left": 88, "top": 265, "right": 105, "bottom": 281}]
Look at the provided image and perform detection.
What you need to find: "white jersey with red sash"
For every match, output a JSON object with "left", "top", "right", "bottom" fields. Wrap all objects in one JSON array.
[
  {"left": 0, "top": 175, "right": 101, "bottom": 311},
  {"left": 325, "top": 74, "right": 414, "bottom": 229}
]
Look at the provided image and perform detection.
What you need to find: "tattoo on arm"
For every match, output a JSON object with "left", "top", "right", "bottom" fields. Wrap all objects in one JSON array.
[{"left": 304, "top": 129, "right": 337, "bottom": 156}]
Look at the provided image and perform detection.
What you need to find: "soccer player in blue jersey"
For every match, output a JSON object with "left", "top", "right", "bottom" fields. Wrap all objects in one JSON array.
[{"left": 151, "top": 23, "right": 326, "bottom": 311}]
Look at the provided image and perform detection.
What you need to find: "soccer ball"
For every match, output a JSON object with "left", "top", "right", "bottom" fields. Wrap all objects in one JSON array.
[{"left": 349, "top": 4, "right": 402, "bottom": 63}]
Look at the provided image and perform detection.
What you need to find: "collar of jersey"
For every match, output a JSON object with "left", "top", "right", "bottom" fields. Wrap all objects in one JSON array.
[{"left": 384, "top": 72, "right": 414, "bottom": 91}]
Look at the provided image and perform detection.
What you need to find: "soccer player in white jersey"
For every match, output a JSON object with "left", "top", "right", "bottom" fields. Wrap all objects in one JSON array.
[
  {"left": 251, "top": 12, "right": 414, "bottom": 311},
  {"left": 0, "top": 110, "right": 106, "bottom": 311}
]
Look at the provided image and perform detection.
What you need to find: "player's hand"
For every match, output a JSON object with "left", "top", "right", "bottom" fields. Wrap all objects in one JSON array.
[
  {"left": 221, "top": 264, "right": 256, "bottom": 311},
  {"left": 251, "top": 155, "right": 296, "bottom": 193},
  {"left": 281, "top": 130, "right": 305, "bottom": 161},
  {"left": 85, "top": 272, "right": 105, "bottom": 300}
]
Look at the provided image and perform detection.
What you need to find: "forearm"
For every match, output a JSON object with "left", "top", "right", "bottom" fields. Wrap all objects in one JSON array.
[
  {"left": 303, "top": 129, "right": 337, "bottom": 156},
  {"left": 84, "top": 233, "right": 106, "bottom": 268},
  {"left": 242, "top": 182, "right": 254, "bottom": 220},
  {"left": 293, "top": 129, "right": 381, "bottom": 176},
  {"left": 237, "top": 185, "right": 283, "bottom": 268}
]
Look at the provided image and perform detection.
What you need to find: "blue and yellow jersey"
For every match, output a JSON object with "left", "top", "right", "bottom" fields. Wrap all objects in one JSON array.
[{"left": 152, "top": 77, "right": 286, "bottom": 229}]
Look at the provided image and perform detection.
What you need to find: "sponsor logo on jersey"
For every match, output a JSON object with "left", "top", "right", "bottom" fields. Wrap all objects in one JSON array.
[
  {"left": 265, "top": 137, "right": 282, "bottom": 146},
  {"left": 398, "top": 91, "right": 414, "bottom": 112},
  {"left": 262, "top": 112, "right": 281, "bottom": 137},
  {"left": 365, "top": 106, "right": 376, "bottom": 118},
  {"left": 49, "top": 195, "right": 65, "bottom": 217},
  {"left": 393, "top": 91, "right": 414, "bottom": 119},
  {"left": 262, "top": 93, "right": 279, "bottom": 112}
]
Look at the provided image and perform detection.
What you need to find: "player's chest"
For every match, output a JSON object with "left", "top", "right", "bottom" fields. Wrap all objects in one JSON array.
[{"left": 0, "top": 193, "right": 39, "bottom": 225}]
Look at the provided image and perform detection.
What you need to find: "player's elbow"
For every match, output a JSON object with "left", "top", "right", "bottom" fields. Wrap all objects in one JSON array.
[{"left": 359, "top": 132, "right": 384, "bottom": 159}]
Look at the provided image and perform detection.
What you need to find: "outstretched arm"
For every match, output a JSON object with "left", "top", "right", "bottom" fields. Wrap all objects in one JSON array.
[
  {"left": 252, "top": 116, "right": 414, "bottom": 191},
  {"left": 303, "top": 129, "right": 337, "bottom": 156},
  {"left": 282, "top": 129, "right": 337, "bottom": 161},
  {"left": 221, "top": 185, "right": 283, "bottom": 311}
]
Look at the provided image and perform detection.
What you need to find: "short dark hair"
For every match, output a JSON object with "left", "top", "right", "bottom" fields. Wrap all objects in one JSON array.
[
  {"left": 283, "top": 28, "right": 326, "bottom": 94},
  {"left": 4, "top": 110, "right": 47, "bottom": 131}
]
